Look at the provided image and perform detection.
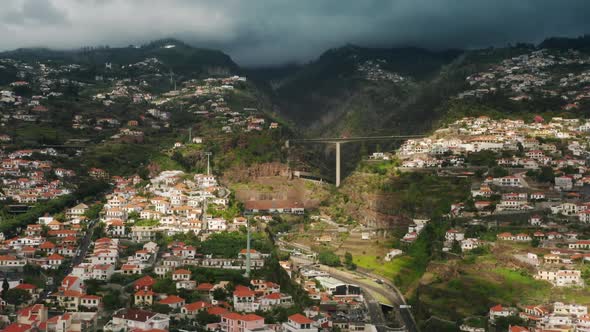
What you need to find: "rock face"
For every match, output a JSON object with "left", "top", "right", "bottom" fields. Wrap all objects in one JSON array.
[
  {"left": 344, "top": 192, "right": 412, "bottom": 230},
  {"left": 338, "top": 173, "right": 412, "bottom": 230},
  {"left": 223, "top": 162, "right": 291, "bottom": 182}
]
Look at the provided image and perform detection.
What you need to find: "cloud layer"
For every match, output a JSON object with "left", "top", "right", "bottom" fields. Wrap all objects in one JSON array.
[{"left": 1, "top": 0, "right": 590, "bottom": 66}]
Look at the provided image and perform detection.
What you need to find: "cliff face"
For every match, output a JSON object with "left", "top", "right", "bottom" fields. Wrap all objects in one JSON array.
[{"left": 337, "top": 172, "right": 412, "bottom": 230}]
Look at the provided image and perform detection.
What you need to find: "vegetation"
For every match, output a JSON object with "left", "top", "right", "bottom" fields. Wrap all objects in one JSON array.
[
  {"left": 199, "top": 231, "right": 273, "bottom": 258},
  {"left": 318, "top": 250, "right": 341, "bottom": 267},
  {"left": 0, "top": 180, "right": 109, "bottom": 236}
]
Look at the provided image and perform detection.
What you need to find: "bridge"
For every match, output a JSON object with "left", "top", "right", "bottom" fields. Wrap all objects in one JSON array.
[{"left": 286, "top": 135, "right": 424, "bottom": 187}]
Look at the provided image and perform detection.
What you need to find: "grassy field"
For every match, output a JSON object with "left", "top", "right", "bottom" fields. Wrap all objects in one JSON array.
[
  {"left": 354, "top": 254, "right": 418, "bottom": 281},
  {"left": 415, "top": 252, "right": 590, "bottom": 322}
]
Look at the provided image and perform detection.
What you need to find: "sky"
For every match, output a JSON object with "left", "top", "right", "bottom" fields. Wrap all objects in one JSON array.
[{"left": 1, "top": 0, "right": 590, "bottom": 66}]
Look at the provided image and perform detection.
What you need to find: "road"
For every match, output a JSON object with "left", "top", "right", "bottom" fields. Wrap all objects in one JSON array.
[
  {"left": 317, "top": 265, "right": 417, "bottom": 332},
  {"left": 283, "top": 236, "right": 419, "bottom": 332},
  {"left": 36, "top": 219, "right": 98, "bottom": 303}
]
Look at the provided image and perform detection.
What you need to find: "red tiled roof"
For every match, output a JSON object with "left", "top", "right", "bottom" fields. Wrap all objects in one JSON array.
[
  {"left": 47, "top": 253, "right": 64, "bottom": 260},
  {"left": 15, "top": 283, "right": 36, "bottom": 290},
  {"left": 207, "top": 306, "right": 228, "bottom": 315},
  {"left": 39, "top": 241, "right": 55, "bottom": 249},
  {"left": 173, "top": 269, "right": 191, "bottom": 275},
  {"left": 134, "top": 276, "right": 156, "bottom": 288},
  {"left": 135, "top": 290, "right": 155, "bottom": 297},
  {"left": 1, "top": 323, "right": 32, "bottom": 332},
  {"left": 289, "top": 313, "right": 313, "bottom": 324},
  {"left": 241, "top": 314, "right": 264, "bottom": 322},
  {"left": 197, "top": 283, "right": 214, "bottom": 291},
  {"left": 184, "top": 301, "right": 210, "bottom": 311},
  {"left": 112, "top": 309, "right": 156, "bottom": 322},
  {"left": 490, "top": 304, "right": 504, "bottom": 312},
  {"left": 233, "top": 288, "right": 255, "bottom": 297},
  {"left": 264, "top": 293, "right": 281, "bottom": 299},
  {"left": 159, "top": 295, "right": 184, "bottom": 304},
  {"left": 121, "top": 264, "right": 140, "bottom": 271}
]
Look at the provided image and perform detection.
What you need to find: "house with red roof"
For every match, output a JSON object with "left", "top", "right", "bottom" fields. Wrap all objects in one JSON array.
[
  {"left": 219, "top": 313, "right": 265, "bottom": 332},
  {"left": 16, "top": 304, "right": 47, "bottom": 326},
  {"left": 259, "top": 292, "right": 294, "bottom": 311},
  {"left": 134, "top": 290, "right": 155, "bottom": 306},
  {"left": 0, "top": 255, "right": 25, "bottom": 268},
  {"left": 45, "top": 253, "right": 64, "bottom": 269},
  {"left": 158, "top": 295, "right": 185, "bottom": 309},
  {"left": 181, "top": 301, "right": 211, "bottom": 316},
  {"left": 569, "top": 240, "right": 590, "bottom": 250},
  {"left": 282, "top": 313, "right": 317, "bottom": 332},
  {"left": 233, "top": 287, "right": 257, "bottom": 312},
  {"left": 250, "top": 280, "right": 280, "bottom": 296},
  {"left": 13, "top": 284, "right": 39, "bottom": 302},
  {"left": 121, "top": 264, "right": 142, "bottom": 275},
  {"left": 134, "top": 276, "right": 156, "bottom": 291},
  {"left": 61, "top": 276, "right": 83, "bottom": 292},
  {"left": 489, "top": 304, "right": 517, "bottom": 321},
  {"left": 51, "top": 289, "right": 102, "bottom": 311},
  {"left": 171, "top": 268, "right": 191, "bottom": 281},
  {"left": 207, "top": 306, "right": 228, "bottom": 316},
  {"left": 106, "top": 308, "right": 169, "bottom": 332},
  {"left": 497, "top": 232, "right": 514, "bottom": 241},
  {"left": 197, "top": 283, "right": 214, "bottom": 293},
  {"left": 0, "top": 323, "right": 33, "bottom": 332}
]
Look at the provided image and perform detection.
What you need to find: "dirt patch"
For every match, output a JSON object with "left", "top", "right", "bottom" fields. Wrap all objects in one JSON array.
[{"left": 228, "top": 175, "right": 330, "bottom": 209}]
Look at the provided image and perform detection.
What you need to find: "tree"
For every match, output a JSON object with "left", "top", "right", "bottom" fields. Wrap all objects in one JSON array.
[
  {"left": 344, "top": 252, "right": 356, "bottom": 270},
  {"left": 450, "top": 240, "right": 462, "bottom": 254},
  {"left": 212, "top": 287, "right": 228, "bottom": 301},
  {"left": 537, "top": 166, "right": 555, "bottom": 183},
  {"left": 489, "top": 166, "right": 508, "bottom": 178},
  {"left": 494, "top": 315, "right": 525, "bottom": 331},
  {"left": 196, "top": 310, "right": 220, "bottom": 324},
  {"left": 102, "top": 290, "right": 121, "bottom": 311},
  {"left": 152, "top": 303, "right": 172, "bottom": 314},
  {"left": 153, "top": 278, "right": 177, "bottom": 295},
  {"left": 2, "top": 278, "right": 8, "bottom": 297},
  {"left": 128, "top": 211, "right": 140, "bottom": 221},
  {"left": 92, "top": 222, "right": 106, "bottom": 241},
  {"left": 318, "top": 251, "right": 340, "bottom": 267},
  {"left": 4, "top": 288, "right": 32, "bottom": 305}
]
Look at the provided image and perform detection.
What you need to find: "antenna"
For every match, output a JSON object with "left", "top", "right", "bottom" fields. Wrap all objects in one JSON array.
[
  {"left": 245, "top": 218, "right": 251, "bottom": 278},
  {"left": 169, "top": 69, "right": 176, "bottom": 91},
  {"left": 204, "top": 152, "right": 212, "bottom": 175},
  {"left": 202, "top": 197, "right": 208, "bottom": 228}
]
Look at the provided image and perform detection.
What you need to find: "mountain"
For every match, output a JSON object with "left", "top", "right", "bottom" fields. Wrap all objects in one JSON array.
[
  {"left": 265, "top": 45, "right": 464, "bottom": 137},
  {"left": 0, "top": 38, "right": 238, "bottom": 77}
]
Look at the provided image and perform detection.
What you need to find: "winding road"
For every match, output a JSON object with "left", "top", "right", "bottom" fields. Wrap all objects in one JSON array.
[{"left": 282, "top": 237, "right": 419, "bottom": 332}]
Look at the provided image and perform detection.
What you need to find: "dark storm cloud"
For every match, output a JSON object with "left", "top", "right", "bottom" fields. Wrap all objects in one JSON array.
[{"left": 0, "top": 0, "right": 589, "bottom": 66}]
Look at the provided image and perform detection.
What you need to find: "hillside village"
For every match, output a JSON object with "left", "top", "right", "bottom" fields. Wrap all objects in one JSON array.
[
  {"left": 367, "top": 116, "right": 590, "bottom": 331},
  {"left": 458, "top": 49, "right": 590, "bottom": 110},
  {"left": 5, "top": 36, "right": 590, "bottom": 332}
]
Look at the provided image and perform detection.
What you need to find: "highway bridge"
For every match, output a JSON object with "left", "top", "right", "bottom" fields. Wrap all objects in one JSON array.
[{"left": 286, "top": 135, "right": 424, "bottom": 187}]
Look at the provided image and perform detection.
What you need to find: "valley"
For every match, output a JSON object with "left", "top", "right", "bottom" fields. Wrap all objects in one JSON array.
[{"left": 3, "top": 34, "right": 590, "bottom": 332}]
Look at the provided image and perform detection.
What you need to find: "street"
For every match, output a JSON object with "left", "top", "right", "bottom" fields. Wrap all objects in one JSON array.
[
  {"left": 36, "top": 219, "right": 98, "bottom": 303},
  {"left": 283, "top": 235, "right": 419, "bottom": 332}
]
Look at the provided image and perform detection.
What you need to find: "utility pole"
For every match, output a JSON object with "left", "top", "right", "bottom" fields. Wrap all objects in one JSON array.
[
  {"left": 169, "top": 69, "right": 176, "bottom": 91},
  {"left": 245, "top": 218, "right": 251, "bottom": 278},
  {"left": 188, "top": 127, "right": 192, "bottom": 143},
  {"left": 335, "top": 142, "right": 341, "bottom": 187},
  {"left": 202, "top": 197, "right": 208, "bottom": 227},
  {"left": 204, "top": 152, "right": 212, "bottom": 175}
]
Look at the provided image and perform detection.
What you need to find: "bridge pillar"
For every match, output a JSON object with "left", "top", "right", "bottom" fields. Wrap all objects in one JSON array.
[{"left": 336, "top": 142, "right": 341, "bottom": 187}]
